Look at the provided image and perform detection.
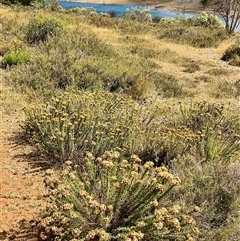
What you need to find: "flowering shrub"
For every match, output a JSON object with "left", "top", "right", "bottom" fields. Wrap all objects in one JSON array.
[
  {"left": 123, "top": 7, "right": 152, "bottom": 22},
  {"left": 23, "top": 90, "right": 200, "bottom": 166},
  {"left": 178, "top": 102, "right": 240, "bottom": 162},
  {"left": 66, "top": 7, "right": 97, "bottom": 15},
  {"left": 190, "top": 12, "right": 223, "bottom": 29},
  {"left": 37, "top": 151, "right": 199, "bottom": 241},
  {"left": 23, "top": 91, "right": 143, "bottom": 163}
]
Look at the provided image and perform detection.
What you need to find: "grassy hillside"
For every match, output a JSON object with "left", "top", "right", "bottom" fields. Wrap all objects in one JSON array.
[{"left": 0, "top": 4, "right": 240, "bottom": 241}]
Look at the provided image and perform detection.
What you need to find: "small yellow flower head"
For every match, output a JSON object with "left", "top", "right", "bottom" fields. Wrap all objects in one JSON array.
[
  {"left": 96, "top": 157, "right": 103, "bottom": 163},
  {"left": 102, "top": 151, "right": 112, "bottom": 159},
  {"left": 155, "top": 170, "right": 173, "bottom": 181},
  {"left": 120, "top": 159, "right": 130, "bottom": 169},
  {"left": 169, "top": 176, "right": 181, "bottom": 186},
  {"left": 68, "top": 172, "right": 76, "bottom": 180},
  {"left": 85, "top": 151, "right": 94, "bottom": 161},
  {"left": 99, "top": 204, "right": 107, "bottom": 212},
  {"left": 62, "top": 203, "right": 74, "bottom": 211},
  {"left": 114, "top": 182, "right": 120, "bottom": 189},
  {"left": 45, "top": 169, "right": 54, "bottom": 175},
  {"left": 91, "top": 141, "right": 96, "bottom": 146},
  {"left": 166, "top": 217, "right": 181, "bottom": 232},
  {"left": 155, "top": 207, "right": 168, "bottom": 221},
  {"left": 110, "top": 176, "right": 117, "bottom": 181},
  {"left": 65, "top": 161, "right": 72, "bottom": 166},
  {"left": 125, "top": 230, "right": 144, "bottom": 241},
  {"left": 101, "top": 160, "right": 114, "bottom": 170},
  {"left": 111, "top": 150, "right": 120, "bottom": 159},
  {"left": 185, "top": 234, "right": 196, "bottom": 241},
  {"left": 103, "top": 217, "right": 110, "bottom": 224},
  {"left": 136, "top": 221, "right": 146, "bottom": 227},
  {"left": 143, "top": 161, "right": 154, "bottom": 170},
  {"left": 121, "top": 178, "right": 130, "bottom": 185},
  {"left": 194, "top": 206, "right": 201, "bottom": 213},
  {"left": 155, "top": 184, "right": 165, "bottom": 192},
  {"left": 170, "top": 205, "right": 181, "bottom": 215},
  {"left": 151, "top": 177, "right": 158, "bottom": 183},
  {"left": 182, "top": 215, "right": 196, "bottom": 226},
  {"left": 131, "top": 171, "right": 139, "bottom": 178},
  {"left": 153, "top": 221, "right": 163, "bottom": 230},
  {"left": 70, "top": 212, "right": 78, "bottom": 219},
  {"left": 85, "top": 228, "right": 110, "bottom": 241},
  {"left": 106, "top": 205, "right": 113, "bottom": 212},
  {"left": 72, "top": 228, "right": 81, "bottom": 238},
  {"left": 150, "top": 199, "right": 158, "bottom": 207},
  {"left": 192, "top": 227, "right": 200, "bottom": 235},
  {"left": 130, "top": 154, "right": 142, "bottom": 163},
  {"left": 158, "top": 166, "right": 168, "bottom": 172}
]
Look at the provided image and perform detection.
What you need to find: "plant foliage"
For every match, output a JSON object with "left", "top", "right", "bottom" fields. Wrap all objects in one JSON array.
[
  {"left": 38, "top": 151, "right": 199, "bottom": 241},
  {"left": 25, "top": 18, "right": 62, "bottom": 44}
]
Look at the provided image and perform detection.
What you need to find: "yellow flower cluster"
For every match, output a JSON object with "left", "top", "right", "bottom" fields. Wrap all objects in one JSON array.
[{"left": 85, "top": 228, "right": 110, "bottom": 241}]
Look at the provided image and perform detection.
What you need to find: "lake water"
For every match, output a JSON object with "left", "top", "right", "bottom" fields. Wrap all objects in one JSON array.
[
  {"left": 59, "top": 1, "right": 239, "bottom": 31},
  {"left": 60, "top": 1, "right": 195, "bottom": 19}
]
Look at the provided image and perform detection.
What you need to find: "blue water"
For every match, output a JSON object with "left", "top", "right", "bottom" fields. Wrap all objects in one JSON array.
[
  {"left": 60, "top": 1, "right": 195, "bottom": 18},
  {"left": 59, "top": 1, "right": 240, "bottom": 30}
]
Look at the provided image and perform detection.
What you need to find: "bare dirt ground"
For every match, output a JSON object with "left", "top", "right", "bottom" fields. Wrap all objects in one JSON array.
[{"left": 0, "top": 85, "right": 45, "bottom": 240}]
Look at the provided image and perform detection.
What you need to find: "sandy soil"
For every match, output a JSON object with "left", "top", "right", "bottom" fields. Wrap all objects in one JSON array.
[{"left": 0, "top": 90, "right": 46, "bottom": 240}]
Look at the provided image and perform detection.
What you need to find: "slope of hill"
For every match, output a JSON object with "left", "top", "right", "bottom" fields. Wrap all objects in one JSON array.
[{"left": 0, "top": 4, "right": 239, "bottom": 241}]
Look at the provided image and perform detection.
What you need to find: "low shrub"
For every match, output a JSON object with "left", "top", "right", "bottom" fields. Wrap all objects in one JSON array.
[
  {"left": 0, "top": 16, "right": 22, "bottom": 42},
  {"left": 182, "top": 61, "right": 201, "bottom": 73},
  {"left": 1, "top": 48, "right": 30, "bottom": 67},
  {"left": 189, "top": 12, "right": 223, "bottom": 29},
  {"left": 178, "top": 102, "right": 240, "bottom": 162},
  {"left": 24, "top": 18, "right": 63, "bottom": 44},
  {"left": 206, "top": 68, "right": 229, "bottom": 76},
  {"left": 221, "top": 44, "right": 240, "bottom": 66},
  {"left": 153, "top": 72, "right": 184, "bottom": 98},
  {"left": 171, "top": 153, "right": 240, "bottom": 241},
  {"left": 122, "top": 7, "right": 152, "bottom": 22},
  {"left": 157, "top": 20, "right": 227, "bottom": 48},
  {"left": 37, "top": 151, "right": 199, "bottom": 241},
  {"left": 10, "top": 30, "right": 118, "bottom": 97},
  {"left": 66, "top": 7, "right": 97, "bottom": 15},
  {"left": 213, "top": 80, "right": 240, "bottom": 98},
  {"left": 23, "top": 91, "right": 144, "bottom": 163}
]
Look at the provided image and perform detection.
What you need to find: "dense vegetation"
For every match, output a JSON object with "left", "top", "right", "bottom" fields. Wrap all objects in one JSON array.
[{"left": 0, "top": 3, "right": 240, "bottom": 241}]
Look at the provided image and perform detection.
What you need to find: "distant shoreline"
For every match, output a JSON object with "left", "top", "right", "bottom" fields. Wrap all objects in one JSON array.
[{"left": 62, "top": 0, "right": 211, "bottom": 14}]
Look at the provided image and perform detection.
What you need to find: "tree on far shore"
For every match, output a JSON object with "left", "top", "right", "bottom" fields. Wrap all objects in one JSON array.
[{"left": 201, "top": 0, "right": 240, "bottom": 33}]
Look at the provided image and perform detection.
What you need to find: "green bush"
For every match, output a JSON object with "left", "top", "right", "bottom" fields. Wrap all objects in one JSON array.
[
  {"left": 178, "top": 102, "right": 240, "bottom": 162},
  {"left": 171, "top": 153, "right": 240, "bottom": 241},
  {"left": 38, "top": 151, "right": 199, "bottom": 241},
  {"left": 157, "top": 19, "right": 227, "bottom": 48},
  {"left": 213, "top": 80, "right": 240, "bottom": 98},
  {"left": 24, "top": 18, "right": 62, "bottom": 44},
  {"left": 182, "top": 61, "right": 201, "bottom": 73},
  {"left": 1, "top": 48, "right": 30, "bottom": 67},
  {"left": 152, "top": 72, "right": 185, "bottom": 98},
  {"left": 221, "top": 44, "right": 240, "bottom": 66}
]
